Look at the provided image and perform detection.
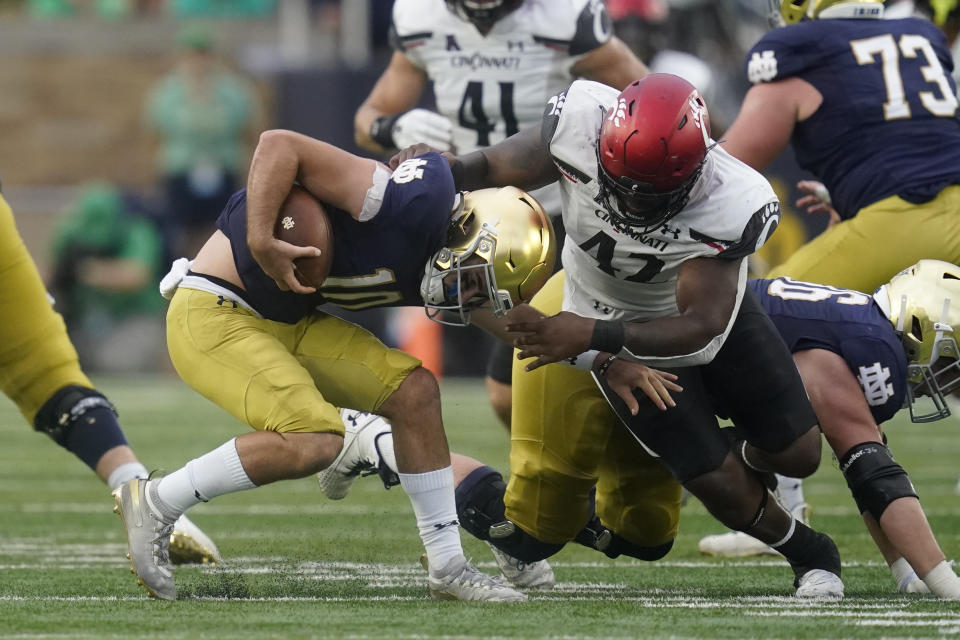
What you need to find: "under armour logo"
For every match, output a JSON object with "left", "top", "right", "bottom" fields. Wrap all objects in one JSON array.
[
  {"left": 507, "top": 40, "right": 524, "bottom": 52},
  {"left": 592, "top": 300, "right": 612, "bottom": 315},
  {"left": 432, "top": 519, "right": 459, "bottom": 530},
  {"left": 216, "top": 296, "right": 238, "bottom": 309},
  {"left": 280, "top": 216, "right": 295, "bottom": 231},
  {"left": 857, "top": 362, "right": 895, "bottom": 406},
  {"left": 446, "top": 35, "right": 460, "bottom": 51},
  {"left": 747, "top": 50, "right": 778, "bottom": 84},
  {"left": 659, "top": 224, "right": 681, "bottom": 239}
]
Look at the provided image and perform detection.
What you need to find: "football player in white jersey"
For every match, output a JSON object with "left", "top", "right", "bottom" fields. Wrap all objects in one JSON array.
[
  {"left": 355, "top": 0, "right": 648, "bottom": 428},
  {"left": 393, "top": 73, "right": 846, "bottom": 598}
]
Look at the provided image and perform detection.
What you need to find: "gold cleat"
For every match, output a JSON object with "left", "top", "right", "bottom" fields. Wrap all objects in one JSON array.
[{"left": 168, "top": 515, "right": 222, "bottom": 566}]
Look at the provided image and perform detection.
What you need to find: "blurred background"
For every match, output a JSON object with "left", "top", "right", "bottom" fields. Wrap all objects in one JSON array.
[{"left": 2, "top": 0, "right": 823, "bottom": 377}]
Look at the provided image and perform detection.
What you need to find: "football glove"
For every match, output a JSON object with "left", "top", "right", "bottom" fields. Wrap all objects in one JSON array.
[{"left": 392, "top": 108, "right": 454, "bottom": 152}]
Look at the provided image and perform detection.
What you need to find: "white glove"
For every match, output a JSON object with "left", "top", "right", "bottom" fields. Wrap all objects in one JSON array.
[{"left": 391, "top": 108, "right": 454, "bottom": 152}]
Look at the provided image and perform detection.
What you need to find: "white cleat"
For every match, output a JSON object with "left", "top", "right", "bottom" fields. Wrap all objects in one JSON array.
[
  {"left": 795, "top": 569, "right": 844, "bottom": 599},
  {"left": 421, "top": 554, "right": 527, "bottom": 602},
  {"left": 698, "top": 531, "right": 779, "bottom": 558},
  {"left": 112, "top": 478, "right": 176, "bottom": 600},
  {"left": 317, "top": 409, "right": 386, "bottom": 500},
  {"left": 169, "top": 514, "right": 222, "bottom": 566},
  {"left": 698, "top": 502, "right": 810, "bottom": 558},
  {"left": 487, "top": 542, "right": 555, "bottom": 590}
]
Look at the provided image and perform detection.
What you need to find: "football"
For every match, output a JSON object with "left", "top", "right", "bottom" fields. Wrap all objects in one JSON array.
[{"left": 273, "top": 185, "right": 334, "bottom": 289}]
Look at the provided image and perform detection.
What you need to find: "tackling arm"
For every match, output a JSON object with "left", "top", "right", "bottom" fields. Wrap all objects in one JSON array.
[
  {"left": 453, "top": 126, "right": 561, "bottom": 192},
  {"left": 618, "top": 257, "right": 746, "bottom": 366},
  {"left": 570, "top": 36, "right": 649, "bottom": 90}
]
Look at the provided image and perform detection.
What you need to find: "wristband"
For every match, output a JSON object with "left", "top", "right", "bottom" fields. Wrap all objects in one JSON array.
[
  {"left": 590, "top": 319, "right": 626, "bottom": 353},
  {"left": 370, "top": 113, "right": 402, "bottom": 149},
  {"left": 595, "top": 354, "right": 618, "bottom": 377},
  {"left": 563, "top": 349, "right": 600, "bottom": 371}
]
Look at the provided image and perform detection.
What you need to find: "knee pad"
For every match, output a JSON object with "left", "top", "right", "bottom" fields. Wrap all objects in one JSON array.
[
  {"left": 455, "top": 467, "right": 508, "bottom": 542},
  {"left": 489, "top": 522, "right": 565, "bottom": 563},
  {"left": 455, "top": 466, "right": 563, "bottom": 562},
  {"left": 602, "top": 534, "right": 674, "bottom": 562},
  {"left": 33, "top": 385, "right": 126, "bottom": 469},
  {"left": 840, "top": 442, "right": 917, "bottom": 521}
]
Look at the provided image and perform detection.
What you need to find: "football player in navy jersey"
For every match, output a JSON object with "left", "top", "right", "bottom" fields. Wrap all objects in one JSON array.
[
  {"left": 722, "top": 0, "right": 960, "bottom": 294},
  {"left": 114, "top": 129, "right": 679, "bottom": 602},
  {"left": 700, "top": 262, "right": 960, "bottom": 599},
  {"left": 393, "top": 73, "right": 847, "bottom": 597},
  {"left": 355, "top": 0, "right": 649, "bottom": 430},
  {"left": 0, "top": 185, "right": 220, "bottom": 567}
]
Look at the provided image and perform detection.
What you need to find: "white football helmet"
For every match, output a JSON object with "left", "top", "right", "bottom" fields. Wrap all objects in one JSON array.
[
  {"left": 420, "top": 187, "right": 555, "bottom": 326},
  {"left": 874, "top": 259, "right": 960, "bottom": 422}
]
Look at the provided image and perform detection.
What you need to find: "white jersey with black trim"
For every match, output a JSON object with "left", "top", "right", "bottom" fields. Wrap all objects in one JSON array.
[
  {"left": 392, "top": 0, "right": 610, "bottom": 214},
  {"left": 547, "top": 80, "right": 781, "bottom": 364}
]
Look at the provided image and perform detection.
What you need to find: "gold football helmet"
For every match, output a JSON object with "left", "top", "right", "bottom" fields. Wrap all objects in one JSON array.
[
  {"left": 874, "top": 260, "right": 960, "bottom": 422},
  {"left": 770, "top": 0, "right": 883, "bottom": 24},
  {"left": 421, "top": 187, "right": 556, "bottom": 326}
]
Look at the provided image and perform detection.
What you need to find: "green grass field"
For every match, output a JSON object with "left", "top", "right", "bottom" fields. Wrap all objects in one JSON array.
[{"left": 1, "top": 375, "right": 959, "bottom": 639}]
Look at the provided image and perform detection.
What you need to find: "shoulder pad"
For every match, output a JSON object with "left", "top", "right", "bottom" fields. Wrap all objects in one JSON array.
[
  {"left": 527, "top": 0, "right": 611, "bottom": 54},
  {"left": 745, "top": 23, "right": 825, "bottom": 84},
  {"left": 391, "top": 0, "right": 445, "bottom": 49}
]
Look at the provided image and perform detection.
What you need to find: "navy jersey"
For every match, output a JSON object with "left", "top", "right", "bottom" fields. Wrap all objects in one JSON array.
[
  {"left": 750, "top": 277, "right": 907, "bottom": 424},
  {"left": 746, "top": 17, "right": 960, "bottom": 219},
  {"left": 217, "top": 152, "right": 456, "bottom": 323}
]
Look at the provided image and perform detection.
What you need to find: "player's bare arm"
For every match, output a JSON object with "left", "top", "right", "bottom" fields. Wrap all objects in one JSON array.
[
  {"left": 571, "top": 36, "right": 649, "bottom": 90},
  {"left": 722, "top": 78, "right": 822, "bottom": 171},
  {"left": 354, "top": 52, "right": 430, "bottom": 152},
  {"left": 246, "top": 129, "right": 379, "bottom": 293},
  {"left": 792, "top": 348, "right": 884, "bottom": 455},
  {"left": 508, "top": 257, "right": 742, "bottom": 368},
  {"left": 453, "top": 126, "right": 560, "bottom": 192}
]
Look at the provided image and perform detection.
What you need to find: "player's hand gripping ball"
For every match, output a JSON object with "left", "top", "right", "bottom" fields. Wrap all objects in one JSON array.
[{"left": 273, "top": 185, "right": 334, "bottom": 288}]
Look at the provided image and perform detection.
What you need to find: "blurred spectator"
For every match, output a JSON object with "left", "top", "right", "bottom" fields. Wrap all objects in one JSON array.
[
  {"left": 171, "top": 0, "right": 275, "bottom": 17},
  {"left": 48, "top": 183, "right": 167, "bottom": 373},
  {"left": 143, "top": 23, "right": 259, "bottom": 258}
]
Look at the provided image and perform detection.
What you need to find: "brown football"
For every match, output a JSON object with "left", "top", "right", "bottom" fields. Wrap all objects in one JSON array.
[{"left": 273, "top": 185, "right": 334, "bottom": 288}]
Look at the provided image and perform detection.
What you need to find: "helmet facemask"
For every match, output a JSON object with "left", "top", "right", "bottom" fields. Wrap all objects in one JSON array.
[
  {"left": 444, "top": 0, "right": 519, "bottom": 31},
  {"left": 876, "top": 260, "right": 960, "bottom": 422},
  {"left": 596, "top": 143, "right": 703, "bottom": 233},
  {"left": 421, "top": 197, "right": 512, "bottom": 326},
  {"left": 897, "top": 295, "right": 960, "bottom": 422}
]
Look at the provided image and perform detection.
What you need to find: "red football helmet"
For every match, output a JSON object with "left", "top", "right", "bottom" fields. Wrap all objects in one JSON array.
[{"left": 596, "top": 73, "right": 711, "bottom": 231}]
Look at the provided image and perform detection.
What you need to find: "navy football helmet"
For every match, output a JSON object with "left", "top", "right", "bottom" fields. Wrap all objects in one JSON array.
[{"left": 596, "top": 73, "right": 711, "bottom": 232}]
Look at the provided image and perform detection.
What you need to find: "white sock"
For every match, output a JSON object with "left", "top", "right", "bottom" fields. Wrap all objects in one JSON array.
[
  {"left": 922, "top": 560, "right": 960, "bottom": 599},
  {"left": 891, "top": 557, "right": 929, "bottom": 593},
  {"left": 398, "top": 466, "right": 462, "bottom": 573},
  {"left": 774, "top": 475, "right": 806, "bottom": 514},
  {"left": 155, "top": 438, "right": 257, "bottom": 517},
  {"left": 106, "top": 462, "right": 148, "bottom": 490}
]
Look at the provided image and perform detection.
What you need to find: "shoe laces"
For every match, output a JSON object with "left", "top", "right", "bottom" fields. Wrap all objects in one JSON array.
[
  {"left": 456, "top": 561, "right": 509, "bottom": 590},
  {"left": 152, "top": 520, "right": 175, "bottom": 567}
]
